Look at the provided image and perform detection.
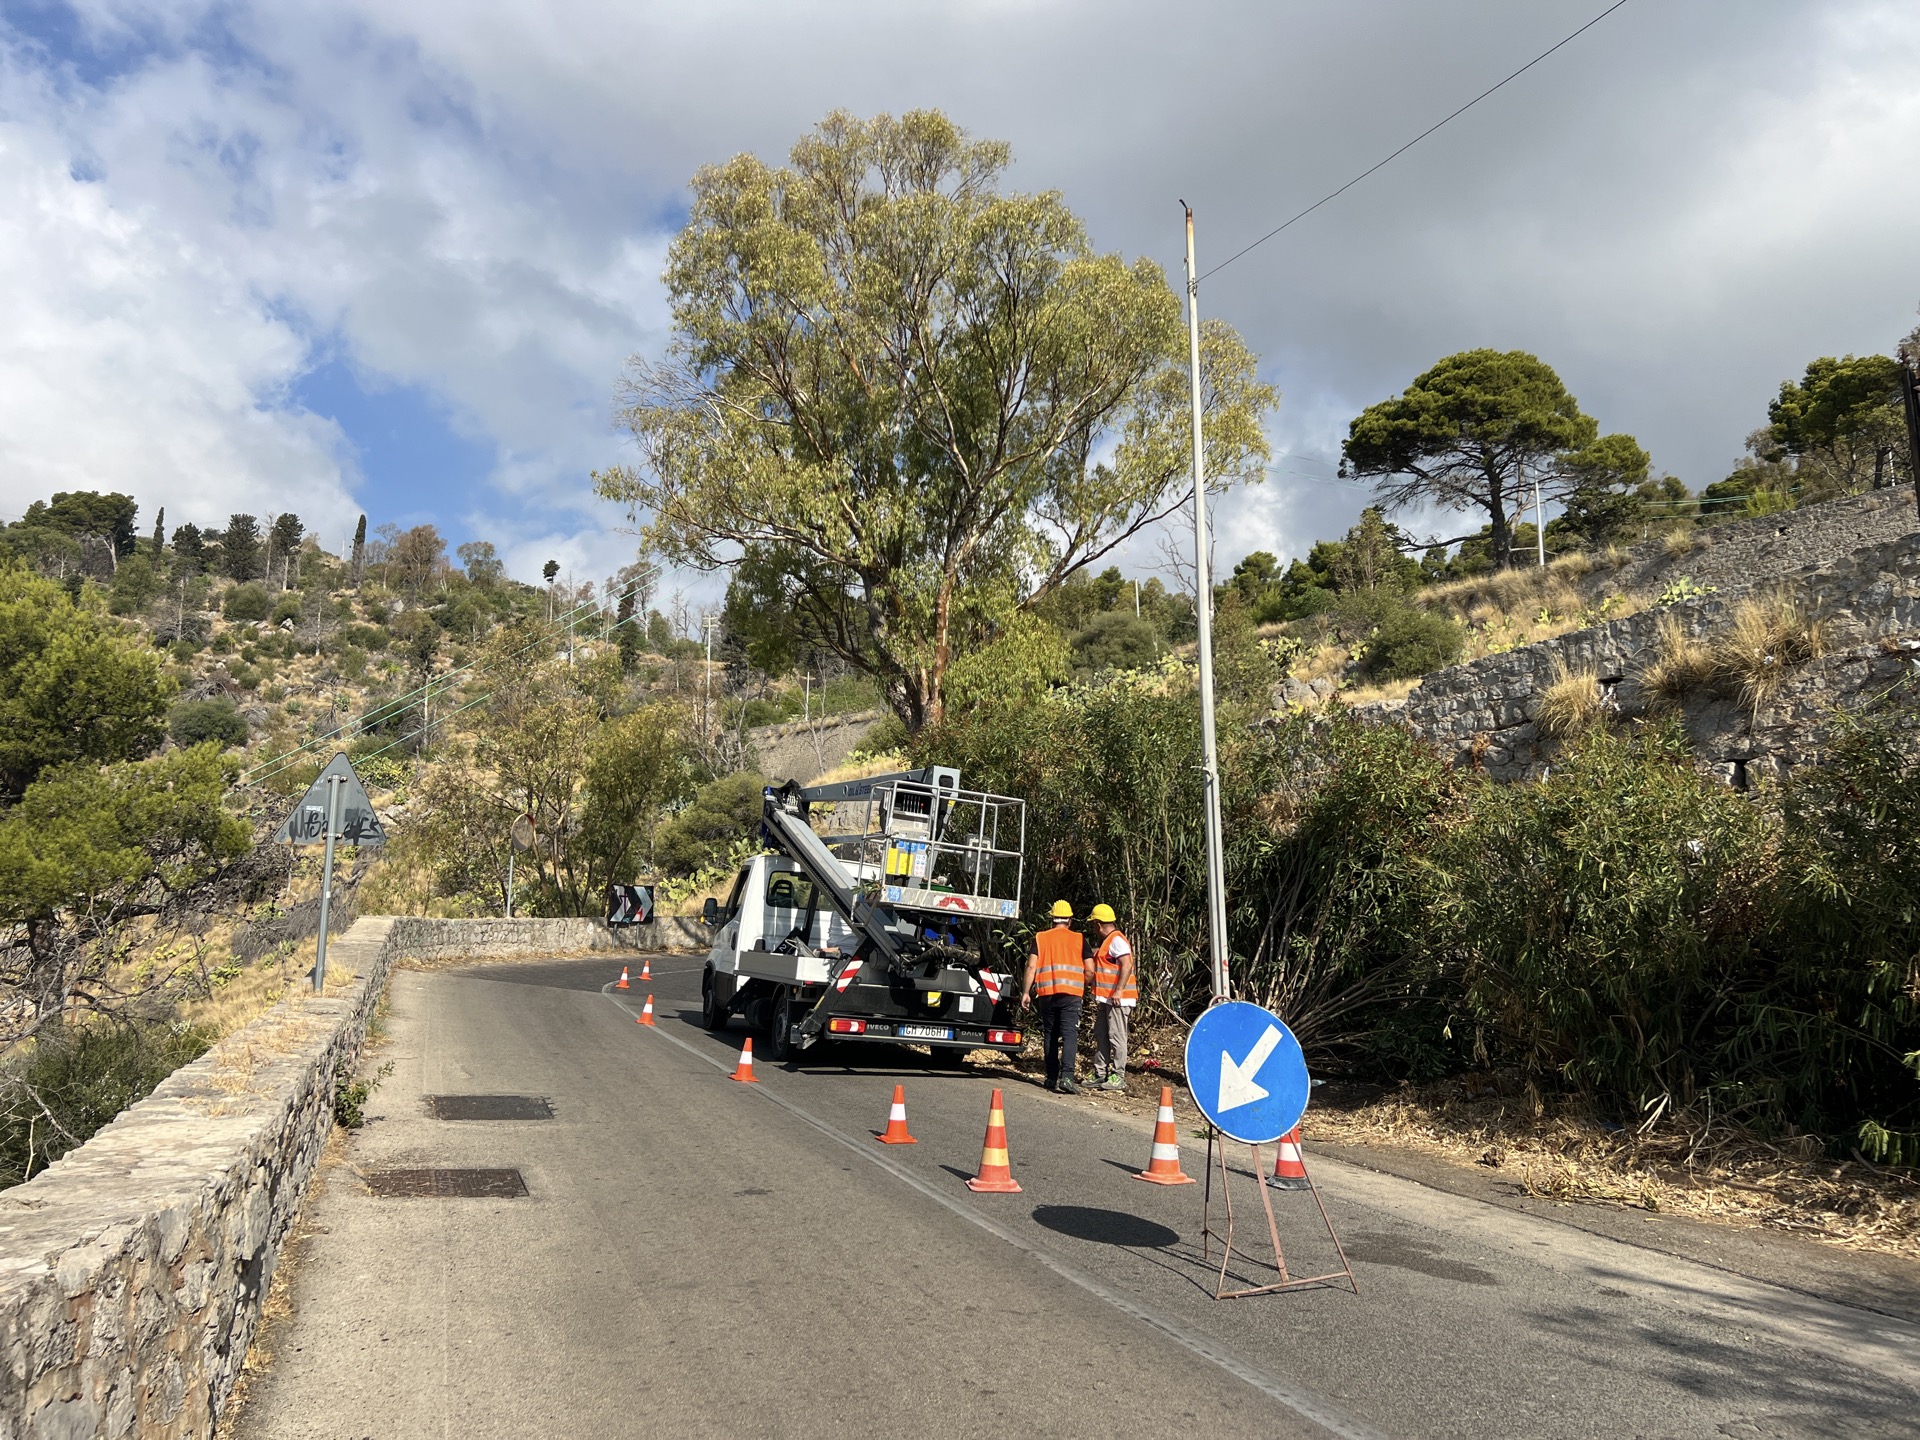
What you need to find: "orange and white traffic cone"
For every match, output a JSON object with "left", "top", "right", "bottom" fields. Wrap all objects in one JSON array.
[
  {"left": 876, "top": 1084, "right": 918, "bottom": 1144},
  {"left": 1267, "top": 1125, "right": 1310, "bottom": 1190},
  {"left": 966, "top": 1088, "right": 1021, "bottom": 1193},
  {"left": 639, "top": 958, "right": 652, "bottom": 982},
  {"left": 727, "top": 1037, "right": 759, "bottom": 1083},
  {"left": 615, "top": 966, "right": 630, "bottom": 990},
  {"left": 1134, "top": 1086, "right": 1196, "bottom": 1185},
  {"left": 636, "top": 994, "right": 656, "bottom": 1027}
]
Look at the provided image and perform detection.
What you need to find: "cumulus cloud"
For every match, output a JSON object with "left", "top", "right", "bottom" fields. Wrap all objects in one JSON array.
[{"left": 3, "top": 0, "right": 1918, "bottom": 591}]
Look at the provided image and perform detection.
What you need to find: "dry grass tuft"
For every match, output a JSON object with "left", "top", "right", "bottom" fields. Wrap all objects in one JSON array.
[
  {"left": 1534, "top": 662, "right": 1606, "bottom": 739},
  {"left": 1308, "top": 1075, "right": 1920, "bottom": 1259},
  {"left": 1638, "top": 613, "right": 1717, "bottom": 711},
  {"left": 1662, "top": 527, "right": 1698, "bottom": 558},
  {"left": 1549, "top": 550, "right": 1594, "bottom": 580},
  {"left": 1717, "top": 593, "right": 1824, "bottom": 713}
]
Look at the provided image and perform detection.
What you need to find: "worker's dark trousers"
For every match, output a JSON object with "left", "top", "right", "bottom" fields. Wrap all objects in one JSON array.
[{"left": 1039, "top": 994, "right": 1083, "bottom": 1088}]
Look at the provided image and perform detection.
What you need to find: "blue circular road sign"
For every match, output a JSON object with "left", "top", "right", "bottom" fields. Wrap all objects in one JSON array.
[{"left": 1183, "top": 1002, "right": 1309, "bottom": 1145}]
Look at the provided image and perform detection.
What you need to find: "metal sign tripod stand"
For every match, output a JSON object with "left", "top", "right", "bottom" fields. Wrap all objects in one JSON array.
[{"left": 1201, "top": 1128, "right": 1359, "bottom": 1301}]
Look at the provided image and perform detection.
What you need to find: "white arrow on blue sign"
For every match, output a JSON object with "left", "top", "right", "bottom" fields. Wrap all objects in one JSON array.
[{"left": 1182, "top": 1001, "right": 1310, "bottom": 1145}]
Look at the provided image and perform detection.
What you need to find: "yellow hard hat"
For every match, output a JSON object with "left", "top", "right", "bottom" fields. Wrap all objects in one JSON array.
[
  {"left": 1049, "top": 900, "right": 1074, "bottom": 919},
  {"left": 1090, "top": 903, "right": 1117, "bottom": 923}
]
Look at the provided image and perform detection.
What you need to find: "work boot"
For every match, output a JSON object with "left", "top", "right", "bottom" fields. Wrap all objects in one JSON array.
[
  {"left": 1100, "top": 1076, "right": 1126, "bottom": 1092},
  {"left": 1058, "top": 1079, "right": 1081, "bottom": 1095}
]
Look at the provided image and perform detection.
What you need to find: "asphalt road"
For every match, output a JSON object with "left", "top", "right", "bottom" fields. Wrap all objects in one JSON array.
[{"left": 234, "top": 955, "right": 1920, "bottom": 1439}]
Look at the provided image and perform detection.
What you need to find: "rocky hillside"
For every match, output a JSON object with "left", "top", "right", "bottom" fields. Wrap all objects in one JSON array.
[{"left": 1352, "top": 486, "right": 1920, "bottom": 783}]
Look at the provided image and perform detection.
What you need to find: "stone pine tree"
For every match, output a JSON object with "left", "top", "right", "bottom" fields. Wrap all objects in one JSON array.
[
  {"left": 1343, "top": 349, "right": 1647, "bottom": 571},
  {"left": 269, "top": 513, "right": 304, "bottom": 590},
  {"left": 543, "top": 559, "right": 560, "bottom": 620},
  {"left": 349, "top": 514, "right": 367, "bottom": 588}
]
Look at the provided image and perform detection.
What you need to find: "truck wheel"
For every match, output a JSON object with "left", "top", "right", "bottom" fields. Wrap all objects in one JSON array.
[
  {"left": 765, "top": 986, "right": 795, "bottom": 1063},
  {"left": 701, "top": 968, "right": 730, "bottom": 1031}
]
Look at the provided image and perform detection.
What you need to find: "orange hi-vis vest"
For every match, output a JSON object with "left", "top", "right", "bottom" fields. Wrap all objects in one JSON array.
[
  {"left": 1032, "top": 925, "right": 1089, "bottom": 998},
  {"left": 1093, "top": 931, "right": 1137, "bottom": 1006}
]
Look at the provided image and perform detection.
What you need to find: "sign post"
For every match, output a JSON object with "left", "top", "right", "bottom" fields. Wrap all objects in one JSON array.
[
  {"left": 1184, "top": 1001, "right": 1356, "bottom": 1300},
  {"left": 508, "top": 813, "right": 536, "bottom": 918},
  {"left": 273, "top": 754, "right": 386, "bottom": 993}
]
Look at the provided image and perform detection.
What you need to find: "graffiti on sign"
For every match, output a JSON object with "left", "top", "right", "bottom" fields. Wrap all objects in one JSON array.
[{"left": 272, "top": 754, "right": 387, "bottom": 848}]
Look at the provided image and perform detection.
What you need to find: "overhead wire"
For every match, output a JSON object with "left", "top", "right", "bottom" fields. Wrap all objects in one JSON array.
[{"left": 1202, "top": 0, "right": 1633, "bottom": 281}]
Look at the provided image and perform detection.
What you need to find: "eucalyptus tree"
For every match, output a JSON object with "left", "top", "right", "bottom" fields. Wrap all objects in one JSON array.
[{"left": 597, "top": 109, "right": 1274, "bottom": 730}]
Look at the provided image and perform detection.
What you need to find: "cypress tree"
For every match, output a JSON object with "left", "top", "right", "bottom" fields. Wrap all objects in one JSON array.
[
  {"left": 150, "top": 507, "right": 165, "bottom": 558},
  {"left": 349, "top": 514, "right": 367, "bottom": 587}
]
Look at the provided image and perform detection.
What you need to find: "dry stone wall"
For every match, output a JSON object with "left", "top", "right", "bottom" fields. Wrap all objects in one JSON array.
[
  {"left": 0, "top": 914, "right": 706, "bottom": 1439},
  {"left": 1352, "top": 507, "right": 1920, "bottom": 785},
  {"left": 746, "top": 709, "right": 886, "bottom": 784}
]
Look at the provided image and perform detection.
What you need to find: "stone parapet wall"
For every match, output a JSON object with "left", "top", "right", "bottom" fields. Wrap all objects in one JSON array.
[
  {"left": 0, "top": 918, "right": 400, "bottom": 1439},
  {"left": 384, "top": 915, "right": 709, "bottom": 962},
  {"left": 0, "top": 913, "right": 707, "bottom": 1438}
]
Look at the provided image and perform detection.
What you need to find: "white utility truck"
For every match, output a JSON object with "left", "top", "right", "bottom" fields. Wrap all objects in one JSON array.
[{"left": 698, "top": 767, "right": 1029, "bottom": 1062}]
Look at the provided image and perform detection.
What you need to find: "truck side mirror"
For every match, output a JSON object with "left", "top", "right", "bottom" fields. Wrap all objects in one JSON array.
[{"left": 702, "top": 896, "right": 720, "bottom": 927}]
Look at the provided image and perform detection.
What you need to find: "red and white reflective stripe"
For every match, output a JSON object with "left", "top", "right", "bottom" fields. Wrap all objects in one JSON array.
[
  {"left": 979, "top": 971, "right": 1002, "bottom": 1004},
  {"left": 835, "top": 958, "right": 862, "bottom": 993}
]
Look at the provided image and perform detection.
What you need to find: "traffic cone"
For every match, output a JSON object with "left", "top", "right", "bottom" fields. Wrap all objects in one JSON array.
[
  {"left": 876, "top": 1084, "right": 918, "bottom": 1144},
  {"left": 965, "top": 1088, "right": 1021, "bottom": 1193},
  {"left": 1267, "top": 1125, "right": 1310, "bottom": 1190},
  {"left": 1134, "top": 1086, "right": 1196, "bottom": 1186},
  {"left": 727, "top": 1037, "right": 759, "bottom": 1083},
  {"left": 636, "top": 994, "right": 656, "bottom": 1026},
  {"left": 615, "top": 966, "right": 630, "bottom": 990},
  {"left": 639, "top": 958, "right": 652, "bottom": 982}
]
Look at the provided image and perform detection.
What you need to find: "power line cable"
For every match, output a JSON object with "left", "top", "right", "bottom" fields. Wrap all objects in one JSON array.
[{"left": 1203, "top": 0, "right": 1632, "bottom": 280}]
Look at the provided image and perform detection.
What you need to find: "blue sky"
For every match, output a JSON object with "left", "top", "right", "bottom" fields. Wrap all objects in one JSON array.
[{"left": 3, "top": 1, "right": 1919, "bottom": 604}]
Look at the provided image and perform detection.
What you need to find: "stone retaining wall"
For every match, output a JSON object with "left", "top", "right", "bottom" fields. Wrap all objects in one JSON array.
[
  {"left": 1354, "top": 528, "right": 1920, "bottom": 782},
  {"left": 0, "top": 914, "right": 707, "bottom": 1438}
]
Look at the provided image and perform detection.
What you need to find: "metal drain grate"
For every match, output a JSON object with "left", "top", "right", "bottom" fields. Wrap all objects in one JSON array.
[
  {"left": 364, "top": 1168, "right": 528, "bottom": 1198},
  {"left": 426, "top": 1094, "right": 553, "bottom": 1120}
]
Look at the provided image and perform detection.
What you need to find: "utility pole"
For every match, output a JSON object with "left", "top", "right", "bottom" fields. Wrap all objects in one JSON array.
[
  {"left": 1900, "top": 360, "right": 1920, "bottom": 521},
  {"left": 1182, "top": 203, "right": 1232, "bottom": 1006},
  {"left": 1533, "top": 470, "right": 1547, "bottom": 568},
  {"left": 702, "top": 614, "right": 719, "bottom": 742}
]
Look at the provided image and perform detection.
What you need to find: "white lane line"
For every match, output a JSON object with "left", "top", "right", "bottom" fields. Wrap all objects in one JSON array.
[{"left": 601, "top": 985, "right": 1382, "bottom": 1440}]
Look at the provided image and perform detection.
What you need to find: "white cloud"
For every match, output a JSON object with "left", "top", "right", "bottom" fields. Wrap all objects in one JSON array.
[{"left": 4, "top": 0, "right": 1920, "bottom": 591}]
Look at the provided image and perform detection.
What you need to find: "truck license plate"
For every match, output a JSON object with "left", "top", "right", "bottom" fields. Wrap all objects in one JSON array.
[{"left": 900, "top": 1024, "right": 952, "bottom": 1041}]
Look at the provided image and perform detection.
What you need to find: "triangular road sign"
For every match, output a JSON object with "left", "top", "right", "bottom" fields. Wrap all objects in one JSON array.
[{"left": 273, "top": 753, "right": 387, "bottom": 847}]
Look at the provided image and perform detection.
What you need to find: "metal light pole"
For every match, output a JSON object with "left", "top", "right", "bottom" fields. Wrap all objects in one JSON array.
[
  {"left": 1533, "top": 471, "right": 1547, "bottom": 568},
  {"left": 1183, "top": 203, "right": 1232, "bottom": 1004},
  {"left": 311, "top": 773, "right": 345, "bottom": 993}
]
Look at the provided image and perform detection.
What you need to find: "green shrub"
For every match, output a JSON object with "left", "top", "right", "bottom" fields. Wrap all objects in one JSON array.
[
  {"left": 222, "top": 583, "right": 271, "bottom": 622},
  {"left": 341, "top": 623, "right": 388, "bottom": 651},
  {"left": 653, "top": 772, "right": 766, "bottom": 876},
  {"left": 167, "top": 697, "right": 249, "bottom": 749},
  {"left": 0, "top": 1020, "right": 214, "bottom": 1186},
  {"left": 1364, "top": 601, "right": 1464, "bottom": 681},
  {"left": 271, "top": 594, "right": 301, "bottom": 626},
  {"left": 1071, "top": 611, "right": 1162, "bottom": 672}
]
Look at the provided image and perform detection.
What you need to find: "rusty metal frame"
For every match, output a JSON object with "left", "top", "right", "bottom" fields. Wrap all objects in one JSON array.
[{"left": 1200, "top": 1128, "right": 1359, "bottom": 1301}]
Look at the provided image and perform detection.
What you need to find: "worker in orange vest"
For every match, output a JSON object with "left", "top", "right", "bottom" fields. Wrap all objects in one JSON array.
[
  {"left": 1021, "top": 900, "right": 1091, "bottom": 1094},
  {"left": 1088, "top": 903, "right": 1136, "bottom": 1093}
]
